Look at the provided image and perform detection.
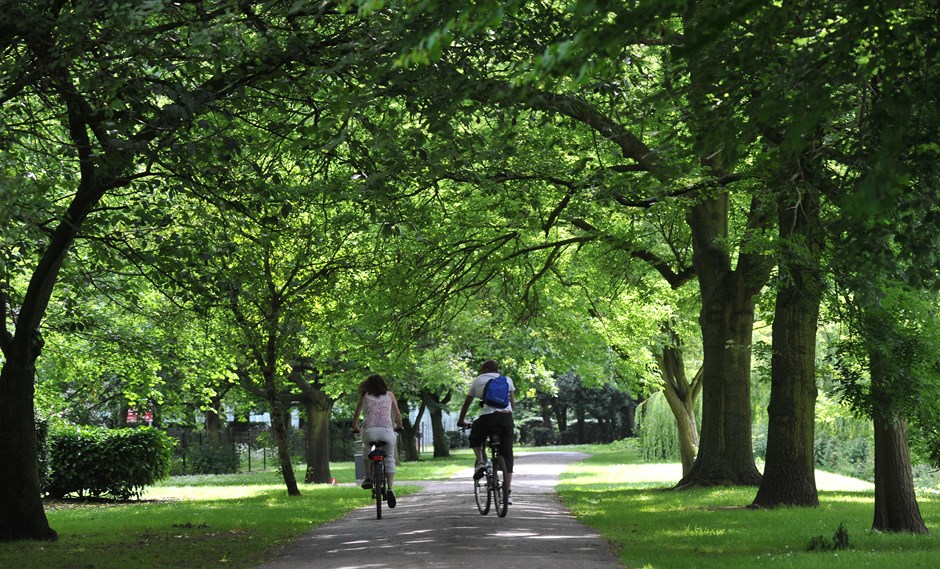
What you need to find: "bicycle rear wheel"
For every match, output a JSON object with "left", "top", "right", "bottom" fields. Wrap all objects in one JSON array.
[
  {"left": 373, "top": 458, "right": 385, "bottom": 520},
  {"left": 492, "top": 455, "right": 508, "bottom": 518},
  {"left": 474, "top": 463, "right": 491, "bottom": 515}
]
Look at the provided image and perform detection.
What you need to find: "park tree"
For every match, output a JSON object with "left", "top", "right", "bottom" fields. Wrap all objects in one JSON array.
[
  {"left": 363, "top": 0, "right": 776, "bottom": 487},
  {"left": 0, "top": 0, "right": 387, "bottom": 540}
]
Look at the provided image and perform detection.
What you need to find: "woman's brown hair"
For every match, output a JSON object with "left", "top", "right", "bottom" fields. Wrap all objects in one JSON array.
[{"left": 359, "top": 373, "right": 389, "bottom": 397}]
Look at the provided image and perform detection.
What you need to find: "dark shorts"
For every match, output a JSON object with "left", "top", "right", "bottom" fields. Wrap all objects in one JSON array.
[{"left": 469, "top": 412, "right": 514, "bottom": 473}]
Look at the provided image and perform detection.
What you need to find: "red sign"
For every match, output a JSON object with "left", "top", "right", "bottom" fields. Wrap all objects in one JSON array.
[{"left": 127, "top": 410, "right": 154, "bottom": 423}]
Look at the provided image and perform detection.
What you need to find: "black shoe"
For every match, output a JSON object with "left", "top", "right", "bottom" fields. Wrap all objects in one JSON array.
[
  {"left": 361, "top": 479, "right": 372, "bottom": 490},
  {"left": 473, "top": 462, "right": 486, "bottom": 480},
  {"left": 387, "top": 489, "right": 396, "bottom": 508}
]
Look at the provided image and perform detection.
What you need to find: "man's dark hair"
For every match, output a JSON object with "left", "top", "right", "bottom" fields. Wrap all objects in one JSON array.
[{"left": 480, "top": 360, "right": 499, "bottom": 373}]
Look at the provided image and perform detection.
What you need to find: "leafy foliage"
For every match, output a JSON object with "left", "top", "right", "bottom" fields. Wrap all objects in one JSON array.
[{"left": 44, "top": 425, "right": 174, "bottom": 500}]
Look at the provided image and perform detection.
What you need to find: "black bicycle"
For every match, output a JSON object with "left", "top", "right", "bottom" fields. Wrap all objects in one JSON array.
[
  {"left": 473, "top": 428, "right": 509, "bottom": 517},
  {"left": 365, "top": 439, "right": 389, "bottom": 520}
]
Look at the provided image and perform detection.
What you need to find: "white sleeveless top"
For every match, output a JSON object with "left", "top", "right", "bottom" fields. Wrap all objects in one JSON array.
[{"left": 362, "top": 393, "right": 393, "bottom": 429}]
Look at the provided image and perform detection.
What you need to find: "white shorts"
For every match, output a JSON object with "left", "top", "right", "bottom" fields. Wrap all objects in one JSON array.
[{"left": 361, "top": 426, "right": 397, "bottom": 474}]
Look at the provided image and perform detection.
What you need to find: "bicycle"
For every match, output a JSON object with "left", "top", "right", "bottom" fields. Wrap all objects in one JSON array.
[
  {"left": 364, "top": 439, "right": 389, "bottom": 520},
  {"left": 466, "top": 426, "right": 509, "bottom": 517}
]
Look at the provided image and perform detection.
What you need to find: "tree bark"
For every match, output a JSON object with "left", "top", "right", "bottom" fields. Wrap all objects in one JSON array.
[
  {"left": 753, "top": 184, "right": 822, "bottom": 508},
  {"left": 871, "top": 348, "right": 927, "bottom": 533},
  {"left": 303, "top": 397, "right": 334, "bottom": 484},
  {"left": 653, "top": 323, "right": 702, "bottom": 477},
  {"left": 397, "top": 396, "right": 421, "bottom": 462},
  {"left": 871, "top": 415, "right": 927, "bottom": 533},
  {"left": 677, "top": 195, "right": 768, "bottom": 488},
  {"left": 0, "top": 359, "right": 57, "bottom": 541},
  {"left": 205, "top": 392, "right": 224, "bottom": 445}
]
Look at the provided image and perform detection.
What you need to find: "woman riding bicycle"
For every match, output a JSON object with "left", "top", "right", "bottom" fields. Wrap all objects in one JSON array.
[
  {"left": 352, "top": 374, "right": 404, "bottom": 508},
  {"left": 457, "top": 360, "right": 516, "bottom": 504}
]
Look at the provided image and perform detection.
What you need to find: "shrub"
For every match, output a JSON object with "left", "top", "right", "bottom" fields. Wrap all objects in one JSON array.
[
  {"left": 530, "top": 427, "right": 554, "bottom": 447},
  {"left": 448, "top": 429, "right": 468, "bottom": 449},
  {"left": 45, "top": 425, "right": 175, "bottom": 500},
  {"left": 186, "top": 442, "right": 240, "bottom": 475},
  {"left": 35, "top": 415, "right": 50, "bottom": 491},
  {"left": 807, "top": 523, "right": 851, "bottom": 552}
]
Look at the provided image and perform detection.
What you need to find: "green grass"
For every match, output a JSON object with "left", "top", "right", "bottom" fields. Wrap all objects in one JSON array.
[
  {"left": 0, "top": 453, "right": 469, "bottom": 569},
  {"left": 556, "top": 443, "right": 940, "bottom": 569},
  {"left": 4, "top": 446, "right": 939, "bottom": 569}
]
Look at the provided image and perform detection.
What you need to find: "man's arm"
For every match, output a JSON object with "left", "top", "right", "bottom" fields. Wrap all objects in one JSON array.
[{"left": 456, "top": 395, "right": 475, "bottom": 427}]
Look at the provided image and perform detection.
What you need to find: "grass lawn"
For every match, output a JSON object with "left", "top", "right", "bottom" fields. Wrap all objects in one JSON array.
[
  {"left": 556, "top": 442, "right": 940, "bottom": 569},
  {"left": 0, "top": 455, "right": 469, "bottom": 569},
  {"left": 2, "top": 445, "right": 938, "bottom": 569}
]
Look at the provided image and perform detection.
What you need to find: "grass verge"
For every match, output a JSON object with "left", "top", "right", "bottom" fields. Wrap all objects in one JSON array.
[
  {"left": 0, "top": 453, "right": 469, "bottom": 569},
  {"left": 556, "top": 442, "right": 940, "bottom": 569}
]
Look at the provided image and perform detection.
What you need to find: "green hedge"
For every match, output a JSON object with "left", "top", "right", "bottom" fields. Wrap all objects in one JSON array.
[{"left": 44, "top": 425, "right": 175, "bottom": 500}]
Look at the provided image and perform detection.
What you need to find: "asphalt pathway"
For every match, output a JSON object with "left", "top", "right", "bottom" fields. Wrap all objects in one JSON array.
[{"left": 252, "top": 451, "right": 624, "bottom": 569}]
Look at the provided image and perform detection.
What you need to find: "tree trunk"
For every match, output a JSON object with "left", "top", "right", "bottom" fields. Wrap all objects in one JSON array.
[
  {"left": 871, "top": 347, "right": 927, "bottom": 533},
  {"left": 872, "top": 417, "right": 927, "bottom": 533},
  {"left": 429, "top": 404, "right": 450, "bottom": 458},
  {"left": 654, "top": 328, "right": 702, "bottom": 477},
  {"left": 398, "top": 396, "right": 421, "bottom": 462},
  {"left": 753, "top": 184, "right": 822, "bottom": 508},
  {"left": 678, "top": 196, "right": 766, "bottom": 488},
  {"left": 264, "top": 372, "right": 300, "bottom": 496},
  {"left": 205, "top": 392, "right": 224, "bottom": 445},
  {"left": 0, "top": 359, "right": 57, "bottom": 541},
  {"left": 554, "top": 401, "right": 568, "bottom": 433},
  {"left": 539, "top": 398, "right": 554, "bottom": 432},
  {"left": 304, "top": 397, "right": 334, "bottom": 484}
]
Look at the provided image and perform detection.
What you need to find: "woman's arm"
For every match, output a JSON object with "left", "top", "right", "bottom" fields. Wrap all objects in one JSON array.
[
  {"left": 389, "top": 391, "right": 404, "bottom": 431},
  {"left": 352, "top": 396, "right": 364, "bottom": 432}
]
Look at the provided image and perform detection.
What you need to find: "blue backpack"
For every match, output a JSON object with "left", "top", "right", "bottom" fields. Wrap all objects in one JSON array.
[{"left": 481, "top": 375, "right": 510, "bottom": 408}]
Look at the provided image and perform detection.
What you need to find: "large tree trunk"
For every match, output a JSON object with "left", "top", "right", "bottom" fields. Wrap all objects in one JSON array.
[
  {"left": 870, "top": 346, "right": 927, "bottom": 533},
  {"left": 397, "top": 396, "right": 421, "bottom": 462},
  {"left": 872, "top": 416, "right": 927, "bottom": 533},
  {"left": 429, "top": 404, "right": 450, "bottom": 458},
  {"left": 0, "top": 359, "right": 57, "bottom": 541},
  {"left": 263, "top": 369, "right": 300, "bottom": 496},
  {"left": 422, "top": 391, "right": 451, "bottom": 458},
  {"left": 654, "top": 326, "right": 702, "bottom": 477},
  {"left": 304, "top": 397, "right": 334, "bottom": 484},
  {"left": 678, "top": 196, "right": 767, "bottom": 488},
  {"left": 205, "top": 392, "right": 224, "bottom": 445},
  {"left": 753, "top": 184, "right": 822, "bottom": 508}
]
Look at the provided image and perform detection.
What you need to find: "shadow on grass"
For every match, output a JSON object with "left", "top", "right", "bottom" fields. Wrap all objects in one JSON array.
[{"left": 559, "top": 476, "right": 940, "bottom": 569}]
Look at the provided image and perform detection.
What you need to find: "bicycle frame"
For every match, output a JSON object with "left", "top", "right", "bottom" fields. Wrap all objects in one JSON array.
[
  {"left": 367, "top": 442, "right": 387, "bottom": 520},
  {"left": 474, "top": 430, "right": 508, "bottom": 517}
]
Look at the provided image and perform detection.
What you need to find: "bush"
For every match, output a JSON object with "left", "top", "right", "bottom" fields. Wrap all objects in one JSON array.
[
  {"left": 35, "top": 415, "right": 50, "bottom": 491},
  {"left": 186, "top": 442, "right": 240, "bottom": 475},
  {"left": 530, "top": 427, "right": 554, "bottom": 447},
  {"left": 45, "top": 425, "right": 175, "bottom": 500},
  {"left": 448, "top": 429, "right": 468, "bottom": 449}
]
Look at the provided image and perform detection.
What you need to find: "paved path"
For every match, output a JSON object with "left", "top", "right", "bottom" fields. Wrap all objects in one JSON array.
[{"left": 253, "top": 451, "right": 624, "bottom": 569}]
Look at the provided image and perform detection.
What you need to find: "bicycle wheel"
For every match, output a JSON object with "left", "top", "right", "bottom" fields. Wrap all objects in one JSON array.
[
  {"left": 474, "top": 462, "right": 491, "bottom": 515},
  {"left": 373, "top": 458, "right": 384, "bottom": 520},
  {"left": 492, "top": 455, "right": 508, "bottom": 518}
]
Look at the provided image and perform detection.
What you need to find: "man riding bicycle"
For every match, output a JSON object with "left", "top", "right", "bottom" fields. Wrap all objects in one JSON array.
[{"left": 457, "top": 359, "right": 516, "bottom": 504}]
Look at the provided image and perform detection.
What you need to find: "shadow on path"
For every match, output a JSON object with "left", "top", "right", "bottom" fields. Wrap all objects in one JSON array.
[{"left": 253, "top": 451, "right": 624, "bottom": 569}]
